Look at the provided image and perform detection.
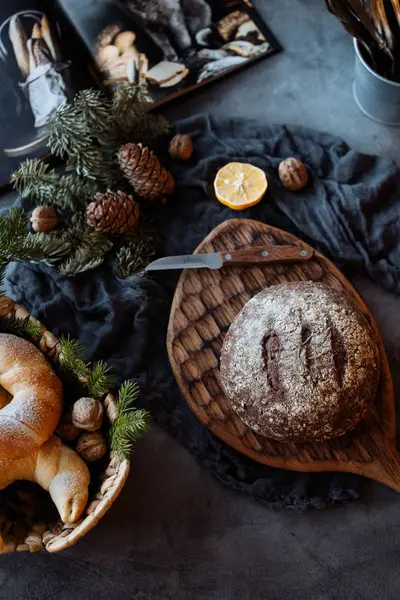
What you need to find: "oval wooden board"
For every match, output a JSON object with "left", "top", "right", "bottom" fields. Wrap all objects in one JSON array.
[{"left": 167, "top": 219, "right": 400, "bottom": 493}]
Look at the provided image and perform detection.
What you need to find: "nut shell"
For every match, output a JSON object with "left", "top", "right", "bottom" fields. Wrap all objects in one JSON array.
[
  {"left": 72, "top": 397, "right": 104, "bottom": 432},
  {"left": 76, "top": 431, "right": 107, "bottom": 462},
  {"left": 168, "top": 134, "right": 193, "bottom": 161},
  {"left": 30, "top": 206, "right": 58, "bottom": 232},
  {"left": 57, "top": 422, "right": 80, "bottom": 441},
  {"left": 278, "top": 158, "right": 308, "bottom": 192}
]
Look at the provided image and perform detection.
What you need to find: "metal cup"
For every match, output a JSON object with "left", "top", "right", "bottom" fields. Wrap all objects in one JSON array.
[{"left": 353, "top": 39, "right": 400, "bottom": 126}]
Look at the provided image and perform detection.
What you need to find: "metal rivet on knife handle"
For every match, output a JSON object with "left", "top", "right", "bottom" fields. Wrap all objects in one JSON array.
[
  {"left": 225, "top": 254, "right": 232, "bottom": 260},
  {"left": 299, "top": 250, "right": 308, "bottom": 257},
  {"left": 261, "top": 250, "right": 269, "bottom": 257}
]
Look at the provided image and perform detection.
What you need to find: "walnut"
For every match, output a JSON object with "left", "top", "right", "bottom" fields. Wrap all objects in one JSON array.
[
  {"left": 278, "top": 158, "right": 308, "bottom": 192},
  {"left": 168, "top": 134, "right": 193, "bottom": 161},
  {"left": 76, "top": 431, "right": 107, "bottom": 462},
  {"left": 30, "top": 206, "right": 58, "bottom": 232},
  {"left": 72, "top": 397, "right": 103, "bottom": 432},
  {"left": 57, "top": 422, "right": 80, "bottom": 441}
]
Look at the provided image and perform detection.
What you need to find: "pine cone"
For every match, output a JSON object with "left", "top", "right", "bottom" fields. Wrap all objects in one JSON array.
[
  {"left": 117, "top": 143, "right": 175, "bottom": 202},
  {"left": 86, "top": 189, "right": 139, "bottom": 234}
]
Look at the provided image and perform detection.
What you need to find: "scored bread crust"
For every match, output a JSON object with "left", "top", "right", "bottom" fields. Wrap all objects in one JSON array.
[
  {"left": 0, "top": 334, "right": 63, "bottom": 458},
  {"left": 220, "top": 282, "right": 380, "bottom": 442}
]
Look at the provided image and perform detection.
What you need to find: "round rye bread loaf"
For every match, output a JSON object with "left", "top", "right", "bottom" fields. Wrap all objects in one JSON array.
[{"left": 220, "top": 281, "right": 380, "bottom": 442}]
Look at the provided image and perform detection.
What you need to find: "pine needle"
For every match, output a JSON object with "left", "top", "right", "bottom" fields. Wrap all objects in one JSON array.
[
  {"left": 86, "top": 360, "right": 116, "bottom": 397},
  {"left": 112, "top": 83, "right": 169, "bottom": 144},
  {"left": 0, "top": 321, "right": 150, "bottom": 458},
  {"left": 0, "top": 209, "right": 44, "bottom": 282},
  {"left": 0, "top": 314, "right": 41, "bottom": 340},
  {"left": 115, "top": 240, "right": 155, "bottom": 278},
  {"left": 11, "top": 159, "right": 57, "bottom": 203},
  {"left": 59, "top": 229, "right": 113, "bottom": 275},
  {"left": 8, "top": 86, "right": 169, "bottom": 280},
  {"left": 59, "top": 334, "right": 87, "bottom": 380},
  {"left": 31, "top": 226, "right": 83, "bottom": 266},
  {"left": 47, "top": 103, "right": 91, "bottom": 158},
  {"left": 115, "top": 215, "right": 155, "bottom": 278},
  {"left": 110, "top": 380, "right": 150, "bottom": 462}
]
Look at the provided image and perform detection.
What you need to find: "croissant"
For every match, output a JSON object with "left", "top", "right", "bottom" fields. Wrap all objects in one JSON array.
[
  {"left": 0, "top": 435, "right": 89, "bottom": 523},
  {"left": 0, "top": 334, "right": 90, "bottom": 523}
]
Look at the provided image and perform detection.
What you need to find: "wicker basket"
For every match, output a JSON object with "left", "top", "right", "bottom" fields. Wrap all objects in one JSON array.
[{"left": 0, "top": 296, "right": 130, "bottom": 554}]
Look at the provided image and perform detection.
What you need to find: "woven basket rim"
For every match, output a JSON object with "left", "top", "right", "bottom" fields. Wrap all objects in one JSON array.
[{"left": 0, "top": 295, "right": 130, "bottom": 554}]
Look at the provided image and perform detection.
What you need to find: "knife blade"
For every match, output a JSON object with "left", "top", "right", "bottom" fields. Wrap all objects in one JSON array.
[{"left": 145, "top": 245, "right": 313, "bottom": 271}]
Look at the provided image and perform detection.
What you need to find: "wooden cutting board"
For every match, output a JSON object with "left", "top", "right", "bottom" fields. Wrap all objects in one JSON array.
[{"left": 167, "top": 218, "right": 400, "bottom": 493}]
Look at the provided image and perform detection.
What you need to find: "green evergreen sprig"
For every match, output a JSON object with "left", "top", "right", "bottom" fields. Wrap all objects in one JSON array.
[
  {"left": 11, "top": 160, "right": 96, "bottom": 210},
  {"left": 0, "top": 313, "right": 41, "bottom": 341},
  {"left": 0, "top": 324, "right": 149, "bottom": 461},
  {"left": 58, "top": 335, "right": 150, "bottom": 460},
  {"left": 0, "top": 208, "right": 45, "bottom": 288},
  {"left": 112, "top": 84, "right": 169, "bottom": 144},
  {"left": 115, "top": 215, "right": 156, "bottom": 278},
  {"left": 10, "top": 83, "right": 166, "bottom": 278},
  {"left": 110, "top": 380, "right": 150, "bottom": 462},
  {"left": 59, "top": 334, "right": 87, "bottom": 380},
  {"left": 58, "top": 230, "right": 113, "bottom": 276},
  {"left": 46, "top": 83, "right": 168, "bottom": 186},
  {"left": 115, "top": 239, "right": 155, "bottom": 279},
  {"left": 10, "top": 159, "right": 56, "bottom": 204},
  {"left": 86, "top": 360, "right": 116, "bottom": 397}
]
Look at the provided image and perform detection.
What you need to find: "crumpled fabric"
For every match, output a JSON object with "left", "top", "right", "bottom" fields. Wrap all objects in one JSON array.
[{"left": 7, "top": 114, "right": 400, "bottom": 509}]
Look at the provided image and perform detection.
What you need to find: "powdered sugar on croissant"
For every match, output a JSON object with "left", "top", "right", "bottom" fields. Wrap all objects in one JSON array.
[
  {"left": 0, "top": 334, "right": 90, "bottom": 523},
  {"left": 0, "top": 334, "right": 62, "bottom": 458}
]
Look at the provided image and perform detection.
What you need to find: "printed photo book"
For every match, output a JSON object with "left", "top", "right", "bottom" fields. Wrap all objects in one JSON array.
[{"left": 0, "top": 0, "right": 280, "bottom": 187}]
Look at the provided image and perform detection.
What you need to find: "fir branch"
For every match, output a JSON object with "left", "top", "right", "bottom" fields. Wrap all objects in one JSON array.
[
  {"left": 58, "top": 174, "right": 99, "bottom": 208},
  {"left": 115, "top": 215, "right": 155, "bottom": 278},
  {"left": 47, "top": 103, "right": 114, "bottom": 185},
  {"left": 74, "top": 88, "right": 114, "bottom": 142},
  {"left": 115, "top": 239, "right": 154, "bottom": 278},
  {"left": 124, "top": 112, "right": 170, "bottom": 144},
  {"left": 110, "top": 380, "right": 150, "bottom": 461},
  {"left": 29, "top": 224, "right": 84, "bottom": 266},
  {"left": 59, "top": 335, "right": 117, "bottom": 399},
  {"left": 0, "top": 313, "right": 41, "bottom": 341},
  {"left": 86, "top": 360, "right": 116, "bottom": 398},
  {"left": 47, "top": 103, "right": 91, "bottom": 158},
  {"left": 10, "top": 159, "right": 57, "bottom": 203},
  {"left": 112, "top": 83, "right": 169, "bottom": 144},
  {"left": 66, "top": 146, "right": 115, "bottom": 183},
  {"left": 59, "top": 229, "right": 113, "bottom": 276},
  {"left": 0, "top": 208, "right": 43, "bottom": 264},
  {"left": 113, "top": 83, "right": 152, "bottom": 107},
  {"left": 59, "top": 334, "right": 87, "bottom": 380}
]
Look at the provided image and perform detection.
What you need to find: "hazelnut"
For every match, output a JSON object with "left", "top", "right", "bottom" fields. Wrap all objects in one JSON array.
[
  {"left": 76, "top": 431, "right": 107, "bottom": 462},
  {"left": 278, "top": 158, "right": 308, "bottom": 192},
  {"left": 168, "top": 134, "right": 193, "bottom": 161},
  {"left": 72, "top": 397, "right": 103, "bottom": 432}
]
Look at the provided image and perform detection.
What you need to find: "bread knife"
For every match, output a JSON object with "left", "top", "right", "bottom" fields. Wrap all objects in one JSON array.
[{"left": 145, "top": 245, "right": 314, "bottom": 271}]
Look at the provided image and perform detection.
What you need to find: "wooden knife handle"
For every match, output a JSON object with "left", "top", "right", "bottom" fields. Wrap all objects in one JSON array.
[{"left": 220, "top": 245, "right": 313, "bottom": 266}]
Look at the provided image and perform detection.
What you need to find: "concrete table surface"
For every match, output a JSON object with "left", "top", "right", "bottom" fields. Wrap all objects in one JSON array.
[{"left": 2, "top": 1, "right": 400, "bottom": 599}]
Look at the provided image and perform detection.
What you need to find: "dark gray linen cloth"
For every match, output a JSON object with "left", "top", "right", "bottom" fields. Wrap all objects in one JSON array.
[{"left": 6, "top": 114, "right": 400, "bottom": 509}]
